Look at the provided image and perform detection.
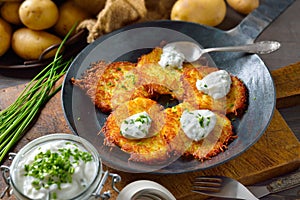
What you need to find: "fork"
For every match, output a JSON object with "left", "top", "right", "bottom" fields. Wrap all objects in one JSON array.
[{"left": 192, "top": 176, "right": 259, "bottom": 200}]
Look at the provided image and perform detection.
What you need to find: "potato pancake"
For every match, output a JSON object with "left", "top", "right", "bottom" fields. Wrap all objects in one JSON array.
[
  {"left": 102, "top": 97, "right": 184, "bottom": 164},
  {"left": 72, "top": 61, "right": 137, "bottom": 113},
  {"left": 176, "top": 105, "right": 236, "bottom": 161},
  {"left": 181, "top": 65, "right": 248, "bottom": 115},
  {"left": 184, "top": 113, "right": 235, "bottom": 161}
]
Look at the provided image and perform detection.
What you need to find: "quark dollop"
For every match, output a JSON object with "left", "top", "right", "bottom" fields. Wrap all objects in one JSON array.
[
  {"left": 180, "top": 109, "right": 217, "bottom": 141},
  {"left": 120, "top": 111, "right": 153, "bottom": 139},
  {"left": 196, "top": 70, "right": 232, "bottom": 99},
  {"left": 158, "top": 46, "right": 185, "bottom": 69}
]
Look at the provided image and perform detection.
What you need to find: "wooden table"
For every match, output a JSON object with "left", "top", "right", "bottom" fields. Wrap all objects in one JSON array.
[{"left": 0, "top": 1, "right": 299, "bottom": 199}]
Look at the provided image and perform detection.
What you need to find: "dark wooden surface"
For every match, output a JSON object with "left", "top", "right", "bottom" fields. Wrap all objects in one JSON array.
[{"left": 0, "top": 1, "right": 300, "bottom": 199}]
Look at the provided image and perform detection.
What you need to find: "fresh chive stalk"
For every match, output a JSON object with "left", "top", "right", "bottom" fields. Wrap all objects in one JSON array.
[{"left": 0, "top": 25, "right": 77, "bottom": 163}]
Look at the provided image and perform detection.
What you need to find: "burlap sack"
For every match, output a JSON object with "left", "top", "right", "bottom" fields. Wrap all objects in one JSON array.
[{"left": 77, "top": 0, "right": 177, "bottom": 43}]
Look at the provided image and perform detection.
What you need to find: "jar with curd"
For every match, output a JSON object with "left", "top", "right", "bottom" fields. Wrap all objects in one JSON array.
[{"left": 1, "top": 133, "right": 121, "bottom": 200}]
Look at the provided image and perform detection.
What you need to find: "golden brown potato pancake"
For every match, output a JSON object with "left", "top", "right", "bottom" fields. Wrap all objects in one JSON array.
[
  {"left": 102, "top": 97, "right": 183, "bottom": 164},
  {"left": 72, "top": 61, "right": 137, "bottom": 113},
  {"left": 175, "top": 105, "right": 235, "bottom": 161},
  {"left": 184, "top": 113, "right": 235, "bottom": 161},
  {"left": 170, "top": 103, "right": 235, "bottom": 161},
  {"left": 181, "top": 65, "right": 248, "bottom": 116}
]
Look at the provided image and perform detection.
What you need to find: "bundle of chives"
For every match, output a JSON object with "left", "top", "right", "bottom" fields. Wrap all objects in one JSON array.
[{"left": 0, "top": 26, "right": 76, "bottom": 163}]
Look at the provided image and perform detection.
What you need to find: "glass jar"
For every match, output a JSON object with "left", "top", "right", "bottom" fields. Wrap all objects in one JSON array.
[{"left": 1, "top": 133, "right": 121, "bottom": 200}]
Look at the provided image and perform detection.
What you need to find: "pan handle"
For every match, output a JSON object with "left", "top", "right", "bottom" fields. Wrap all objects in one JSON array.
[{"left": 228, "top": 0, "right": 295, "bottom": 41}]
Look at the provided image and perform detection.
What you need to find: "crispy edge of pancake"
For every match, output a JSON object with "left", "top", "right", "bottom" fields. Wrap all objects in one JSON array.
[
  {"left": 101, "top": 97, "right": 184, "bottom": 164},
  {"left": 166, "top": 103, "right": 236, "bottom": 162},
  {"left": 96, "top": 61, "right": 136, "bottom": 112},
  {"left": 181, "top": 65, "right": 248, "bottom": 116},
  {"left": 183, "top": 112, "right": 235, "bottom": 161},
  {"left": 71, "top": 61, "right": 137, "bottom": 113},
  {"left": 71, "top": 60, "right": 109, "bottom": 106},
  {"left": 137, "top": 47, "right": 162, "bottom": 66}
]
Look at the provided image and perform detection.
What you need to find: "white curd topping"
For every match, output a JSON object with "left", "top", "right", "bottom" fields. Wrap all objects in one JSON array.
[
  {"left": 196, "top": 70, "right": 232, "bottom": 99},
  {"left": 14, "top": 140, "right": 97, "bottom": 200},
  {"left": 120, "top": 111, "right": 153, "bottom": 139},
  {"left": 158, "top": 46, "right": 185, "bottom": 69},
  {"left": 180, "top": 109, "right": 217, "bottom": 141}
]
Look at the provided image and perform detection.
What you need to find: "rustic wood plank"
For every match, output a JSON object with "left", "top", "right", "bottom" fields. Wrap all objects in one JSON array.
[{"left": 272, "top": 62, "right": 300, "bottom": 108}]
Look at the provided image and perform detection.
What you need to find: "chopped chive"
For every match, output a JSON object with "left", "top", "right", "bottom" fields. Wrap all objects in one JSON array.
[{"left": 24, "top": 145, "right": 92, "bottom": 191}]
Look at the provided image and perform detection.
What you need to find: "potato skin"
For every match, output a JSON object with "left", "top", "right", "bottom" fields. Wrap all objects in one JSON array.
[
  {"left": 12, "top": 28, "right": 62, "bottom": 60},
  {"left": 226, "top": 0, "right": 259, "bottom": 15},
  {"left": 19, "top": 0, "right": 59, "bottom": 30},
  {"left": 0, "top": 2, "right": 22, "bottom": 25},
  {"left": 171, "top": 0, "right": 226, "bottom": 27},
  {"left": 0, "top": 17, "right": 12, "bottom": 57},
  {"left": 54, "top": 1, "right": 91, "bottom": 37}
]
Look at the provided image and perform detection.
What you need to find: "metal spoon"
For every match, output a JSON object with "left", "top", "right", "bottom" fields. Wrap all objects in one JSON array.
[{"left": 164, "top": 41, "right": 281, "bottom": 62}]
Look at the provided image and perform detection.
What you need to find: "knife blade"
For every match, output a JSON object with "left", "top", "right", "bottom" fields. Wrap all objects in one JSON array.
[{"left": 247, "top": 170, "right": 300, "bottom": 198}]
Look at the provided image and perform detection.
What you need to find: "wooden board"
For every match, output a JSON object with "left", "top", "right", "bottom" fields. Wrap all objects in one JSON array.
[
  {"left": 0, "top": 63, "right": 300, "bottom": 200},
  {"left": 272, "top": 62, "right": 300, "bottom": 108}
]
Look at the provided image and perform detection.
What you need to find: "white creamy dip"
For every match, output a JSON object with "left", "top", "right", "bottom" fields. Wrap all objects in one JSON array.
[
  {"left": 180, "top": 109, "right": 217, "bottom": 141},
  {"left": 158, "top": 46, "right": 185, "bottom": 69},
  {"left": 120, "top": 111, "right": 153, "bottom": 140},
  {"left": 14, "top": 140, "right": 97, "bottom": 200},
  {"left": 196, "top": 70, "right": 232, "bottom": 99}
]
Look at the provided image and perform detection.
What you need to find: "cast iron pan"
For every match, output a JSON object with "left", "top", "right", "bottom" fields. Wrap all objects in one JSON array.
[{"left": 61, "top": 0, "right": 294, "bottom": 173}]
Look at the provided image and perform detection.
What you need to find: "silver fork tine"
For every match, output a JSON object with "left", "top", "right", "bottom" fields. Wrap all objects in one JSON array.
[
  {"left": 191, "top": 176, "right": 259, "bottom": 200},
  {"left": 192, "top": 177, "right": 222, "bottom": 193}
]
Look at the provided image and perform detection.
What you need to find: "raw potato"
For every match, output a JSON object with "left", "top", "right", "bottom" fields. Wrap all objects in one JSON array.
[
  {"left": 171, "top": 0, "right": 226, "bottom": 27},
  {"left": 54, "top": 1, "right": 91, "bottom": 37},
  {"left": 227, "top": 0, "right": 259, "bottom": 14},
  {"left": 0, "top": 2, "right": 22, "bottom": 25},
  {"left": 19, "top": 0, "right": 59, "bottom": 30},
  {"left": 12, "top": 28, "right": 62, "bottom": 60},
  {"left": 0, "top": 18, "right": 12, "bottom": 57}
]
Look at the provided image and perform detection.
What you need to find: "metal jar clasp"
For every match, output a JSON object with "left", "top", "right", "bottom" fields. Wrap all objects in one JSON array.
[
  {"left": 0, "top": 153, "right": 17, "bottom": 198},
  {"left": 92, "top": 170, "right": 121, "bottom": 199}
]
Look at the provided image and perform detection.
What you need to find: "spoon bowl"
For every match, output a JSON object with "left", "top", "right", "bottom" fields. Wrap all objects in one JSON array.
[{"left": 164, "top": 41, "right": 281, "bottom": 62}]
